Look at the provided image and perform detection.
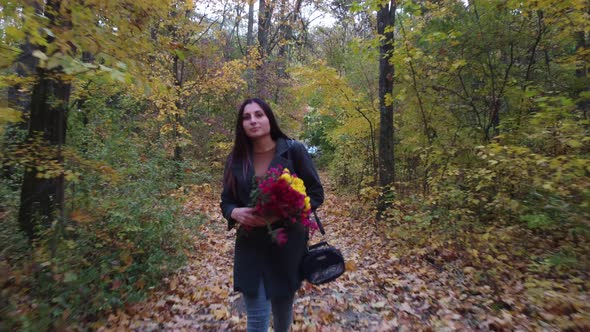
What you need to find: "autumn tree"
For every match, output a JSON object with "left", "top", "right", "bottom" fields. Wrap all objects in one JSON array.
[
  {"left": 1, "top": 1, "right": 217, "bottom": 328},
  {"left": 2, "top": 0, "right": 171, "bottom": 239},
  {"left": 235, "top": 0, "right": 320, "bottom": 101},
  {"left": 291, "top": 60, "right": 379, "bottom": 191},
  {"left": 376, "top": 0, "right": 396, "bottom": 218},
  {"left": 146, "top": 0, "right": 203, "bottom": 176},
  {"left": 16, "top": 1, "right": 72, "bottom": 239}
]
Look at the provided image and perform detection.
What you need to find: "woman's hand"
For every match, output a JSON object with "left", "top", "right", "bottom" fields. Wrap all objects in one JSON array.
[{"left": 231, "top": 207, "right": 267, "bottom": 227}]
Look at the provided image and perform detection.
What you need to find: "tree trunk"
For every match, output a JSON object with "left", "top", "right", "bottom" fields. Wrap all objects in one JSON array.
[
  {"left": 277, "top": 0, "right": 289, "bottom": 79},
  {"left": 18, "top": 70, "right": 70, "bottom": 239},
  {"left": 247, "top": 0, "right": 255, "bottom": 47},
  {"left": 258, "top": 0, "right": 272, "bottom": 58},
  {"left": 3, "top": 6, "right": 41, "bottom": 183},
  {"left": 173, "top": 54, "right": 184, "bottom": 164},
  {"left": 277, "top": 0, "right": 301, "bottom": 79},
  {"left": 18, "top": 0, "right": 72, "bottom": 239},
  {"left": 575, "top": 31, "right": 589, "bottom": 118},
  {"left": 376, "top": 0, "right": 396, "bottom": 219},
  {"left": 256, "top": 0, "right": 273, "bottom": 99}
]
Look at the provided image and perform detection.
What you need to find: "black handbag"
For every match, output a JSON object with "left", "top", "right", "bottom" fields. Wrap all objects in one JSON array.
[{"left": 301, "top": 211, "right": 345, "bottom": 285}]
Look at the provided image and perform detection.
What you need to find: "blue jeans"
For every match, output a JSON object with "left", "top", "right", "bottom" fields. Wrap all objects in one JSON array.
[{"left": 243, "top": 279, "right": 295, "bottom": 332}]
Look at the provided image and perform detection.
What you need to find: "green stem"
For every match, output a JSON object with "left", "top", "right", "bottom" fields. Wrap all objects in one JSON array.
[{"left": 265, "top": 218, "right": 272, "bottom": 236}]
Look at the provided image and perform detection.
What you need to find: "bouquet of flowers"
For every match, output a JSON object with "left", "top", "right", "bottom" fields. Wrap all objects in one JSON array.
[{"left": 249, "top": 166, "right": 317, "bottom": 246}]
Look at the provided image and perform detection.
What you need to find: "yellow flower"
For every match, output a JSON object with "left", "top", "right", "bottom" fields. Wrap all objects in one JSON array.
[
  {"left": 279, "top": 168, "right": 310, "bottom": 211},
  {"left": 279, "top": 168, "right": 292, "bottom": 183},
  {"left": 279, "top": 173, "right": 292, "bottom": 183},
  {"left": 291, "top": 177, "right": 306, "bottom": 195}
]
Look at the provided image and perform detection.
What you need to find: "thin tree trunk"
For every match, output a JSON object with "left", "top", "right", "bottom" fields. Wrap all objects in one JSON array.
[
  {"left": 376, "top": 0, "right": 396, "bottom": 219},
  {"left": 258, "top": 0, "right": 272, "bottom": 58},
  {"left": 247, "top": 0, "right": 255, "bottom": 47},
  {"left": 575, "top": 31, "right": 589, "bottom": 118},
  {"left": 277, "top": 0, "right": 289, "bottom": 79},
  {"left": 173, "top": 54, "right": 184, "bottom": 165},
  {"left": 256, "top": 0, "right": 273, "bottom": 99}
]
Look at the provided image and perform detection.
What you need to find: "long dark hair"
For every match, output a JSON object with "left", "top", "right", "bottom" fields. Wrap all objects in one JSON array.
[{"left": 223, "top": 98, "right": 289, "bottom": 191}]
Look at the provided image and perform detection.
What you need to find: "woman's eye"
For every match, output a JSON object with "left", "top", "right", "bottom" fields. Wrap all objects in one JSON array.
[{"left": 255, "top": 112, "right": 264, "bottom": 118}]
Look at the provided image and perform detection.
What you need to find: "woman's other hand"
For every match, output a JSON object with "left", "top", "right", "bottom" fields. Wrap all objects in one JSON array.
[{"left": 231, "top": 207, "right": 267, "bottom": 227}]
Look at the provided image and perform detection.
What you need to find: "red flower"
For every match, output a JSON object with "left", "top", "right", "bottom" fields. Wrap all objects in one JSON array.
[
  {"left": 249, "top": 167, "right": 317, "bottom": 245},
  {"left": 272, "top": 228, "right": 288, "bottom": 246}
]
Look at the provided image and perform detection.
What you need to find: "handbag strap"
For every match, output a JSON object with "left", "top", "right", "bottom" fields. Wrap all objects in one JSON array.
[
  {"left": 309, "top": 240, "right": 328, "bottom": 250},
  {"left": 313, "top": 210, "right": 326, "bottom": 235}
]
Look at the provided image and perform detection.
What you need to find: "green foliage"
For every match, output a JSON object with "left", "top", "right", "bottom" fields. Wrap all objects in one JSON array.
[
  {"left": 1, "top": 176, "right": 201, "bottom": 330},
  {"left": 1, "top": 71, "right": 208, "bottom": 330},
  {"left": 1, "top": 0, "right": 588, "bottom": 329},
  {"left": 348, "top": 5, "right": 590, "bottom": 324},
  {"left": 379, "top": 0, "right": 589, "bottom": 233},
  {"left": 545, "top": 248, "right": 579, "bottom": 270},
  {"left": 520, "top": 214, "right": 554, "bottom": 230},
  {"left": 290, "top": 58, "right": 379, "bottom": 191},
  {"left": 301, "top": 108, "right": 337, "bottom": 167}
]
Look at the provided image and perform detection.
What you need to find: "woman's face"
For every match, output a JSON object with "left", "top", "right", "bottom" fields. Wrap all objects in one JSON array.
[{"left": 242, "top": 102, "right": 271, "bottom": 140}]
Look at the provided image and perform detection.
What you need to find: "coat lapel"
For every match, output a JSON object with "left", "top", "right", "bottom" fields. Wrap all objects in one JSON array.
[
  {"left": 269, "top": 137, "right": 291, "bottom": 170},
  {"left": 230, "top": 147, "right": 254, "bottom": 205}
]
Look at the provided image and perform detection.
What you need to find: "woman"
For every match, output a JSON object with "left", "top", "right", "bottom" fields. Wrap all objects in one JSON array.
[{"left": 220, "top": 98, "right": 324, "bottom": 332}]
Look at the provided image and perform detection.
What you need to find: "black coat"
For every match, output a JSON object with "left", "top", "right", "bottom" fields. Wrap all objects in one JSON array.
[{"left": 220, "top": 138, "right": 324, "bottom": 298}]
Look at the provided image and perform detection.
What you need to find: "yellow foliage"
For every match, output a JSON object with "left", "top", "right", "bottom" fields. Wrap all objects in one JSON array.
[
  {"left": 290, "top": 62, "right": 358, "bottom": 113},
  {"left": 290, "top": 61, "right": 378, "bottom": 149},
  {"left": 0, "top": 107, "right": 22, "bottom": 125},
  {"left": 3, "top": 134, "right": 120, "bottom": 184}
]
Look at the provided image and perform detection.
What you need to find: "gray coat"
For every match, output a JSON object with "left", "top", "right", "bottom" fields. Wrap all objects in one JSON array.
[{"left": 220, "top": 138, "right": 324, "bottom": 298}]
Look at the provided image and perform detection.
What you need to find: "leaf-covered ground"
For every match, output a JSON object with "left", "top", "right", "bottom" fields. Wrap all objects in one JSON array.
[{"left": 97, "top": 177, "right": 590, "bottom": 331}]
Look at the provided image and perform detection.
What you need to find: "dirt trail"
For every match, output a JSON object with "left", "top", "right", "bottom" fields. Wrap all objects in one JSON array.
[{"left": 98, "top": 178, "right": 477, "bottom": 331}]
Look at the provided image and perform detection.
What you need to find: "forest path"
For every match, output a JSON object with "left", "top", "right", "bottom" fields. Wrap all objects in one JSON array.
[{"left": 98, "top": 175, "right": 483, "bottom": 331}]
